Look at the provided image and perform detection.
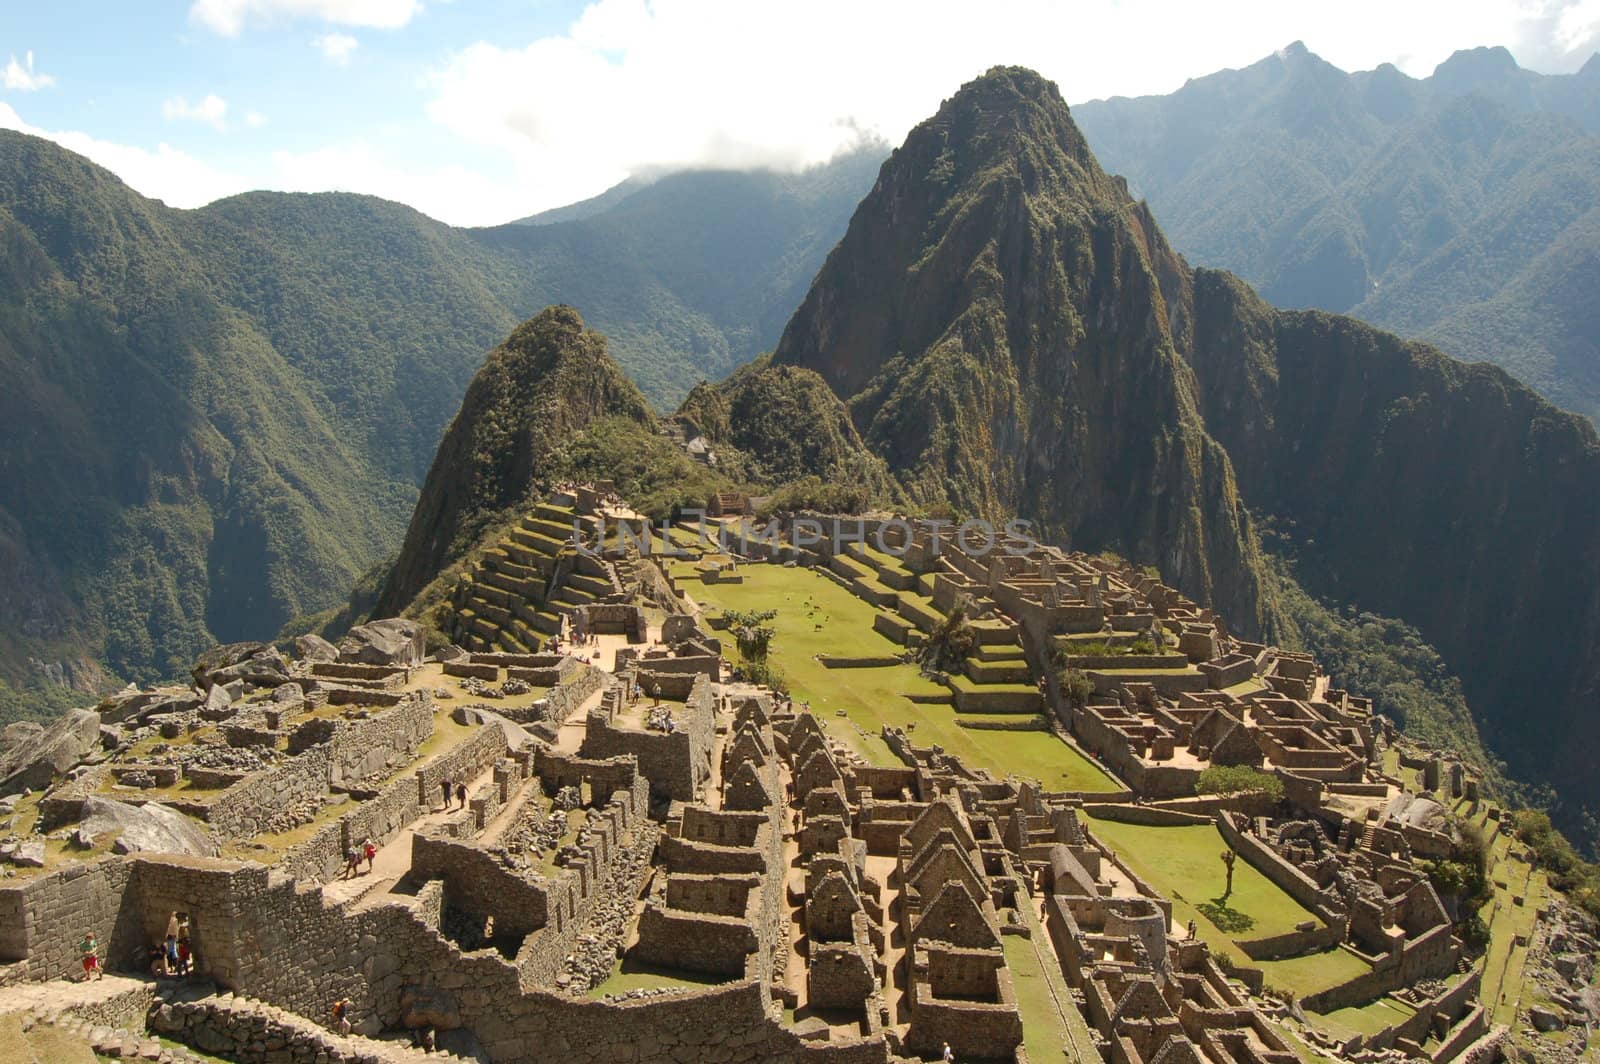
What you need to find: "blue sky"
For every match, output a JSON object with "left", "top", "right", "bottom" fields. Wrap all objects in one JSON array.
[{"left": 3, "top": 0, "right": 1598, "bottom": 226}]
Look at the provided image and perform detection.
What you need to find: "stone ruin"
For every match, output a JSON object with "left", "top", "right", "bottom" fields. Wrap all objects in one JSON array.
[{"left": 0, "top": 491, "right": 1548, "bottom": 1064}]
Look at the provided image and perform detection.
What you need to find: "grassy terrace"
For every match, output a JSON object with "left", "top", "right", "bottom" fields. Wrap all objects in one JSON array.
[
  {"left": 1083, "top": 815, "right": 1370, "bottom": 999},
  {"left": 1313, "top": 995, "right": 1417, "bottom": 1041},
  {"left": 1004, "top": 932, "right": 1074, "bottom": 1063},
  {"left": 673, "top": 562, "right": 1118, "bottom": 792}
]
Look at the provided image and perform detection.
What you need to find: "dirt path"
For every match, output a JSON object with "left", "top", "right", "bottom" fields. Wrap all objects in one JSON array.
[{"left": 320, "top": 760, "right": 499, "bottom": 909}]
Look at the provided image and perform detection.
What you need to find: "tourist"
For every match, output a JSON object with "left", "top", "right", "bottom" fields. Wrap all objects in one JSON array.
[
  {"left": 79, "top": 931, "right": 101, "bottom": 981},
  {"left": 440, "top": 777, "right": 451, "bottom": 809},
  {"left": 332, "top": 997, "right": 352, "bottom": 1036},
  {"left": 1186, "top": 919, "right": 1197, "bottom": 941},
  {"left": 943, "top": 1042, "right": 956, "bottom": 1062},
  {"left": 362, "top": 837, "right": 377, "bottom": 874},
  {"left": 457, "top": 782, "right": 468, "bottom": 809},
  {"left": 164, "top": 933, "right": 179, "bottom": 974},
  {"left": 343, "top": 846, "right": 361, "bottom": 879},
  {"left": 176, "top": 936, "right": 191, "bottom": 976}
]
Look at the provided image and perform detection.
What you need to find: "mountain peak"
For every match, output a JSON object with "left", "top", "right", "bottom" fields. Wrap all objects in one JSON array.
[
  {"left": 1431, "top": 44, "right": 1520, "bottom": 84},
  {"left": 1580, "top": 52, "right": 1600, "bottom": 79}
]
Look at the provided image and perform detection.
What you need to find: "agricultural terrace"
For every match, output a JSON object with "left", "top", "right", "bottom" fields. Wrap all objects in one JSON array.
[{"left": 671, "top": 561, "right": 1118, "bottom": 792}]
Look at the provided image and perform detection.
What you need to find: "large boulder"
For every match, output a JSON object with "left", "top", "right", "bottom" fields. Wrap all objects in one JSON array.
[
  {"left": 294, "top": 633, "right": 340, "bottom": 663},
  {"left": 100, "top": 687, "right": 201, "bottom": 725},
  {"left": 2, "top": 721, "right": 43, "bottom": 751},
  {"left": 82, "top": 796, "right": 216, "bottom": 857},
  {"left": 204, "top": 646, "right": 292, "bottom": 690},
  {"left": 0, "top": 709, "right": 102, "bottom": 795},
  {"left": 9, "top": 840, "right": 45, "bottom": 867},
  {"left": 339, "top": 618, "right": 425, "bottom": 667},
  {"left": 190, "top": 642, "right": 270, "bottom": 690}
]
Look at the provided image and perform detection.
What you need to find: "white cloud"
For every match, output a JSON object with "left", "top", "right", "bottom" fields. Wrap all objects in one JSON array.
[
  {"left": 267, "top": 142, "right": 530, "bottom": 225},
  {"left": 1554, "top": 0, "right": 1600, "bottom": 50},
  {"left": 10, "top": 0, "right": 1600, "bottom": 228},
  {"left": 245, "top": 110, "right": 268, "bottom": 127},
  {"left": 163, "top": 94, "right": 230, "bottom": 130},
  {"left": 191, "top": 0, "right": 421, "bottom": 36},
  {"left": 313, "top": 32, "right": 360, "bottom": 65},
  {"left": 3, "top": 50, "right": 55, "bottom": 92},
  {"left": 424, "top": 0, "right": 1576, "bottom": 216}
]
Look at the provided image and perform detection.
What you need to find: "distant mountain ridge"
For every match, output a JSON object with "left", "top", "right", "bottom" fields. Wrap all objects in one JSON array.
[
  {"left": 0, "top": 131, "right": 879, "bottom": 702},
  {"left": 1072, "top": 42, "right": 1600, "bottom": 421}
]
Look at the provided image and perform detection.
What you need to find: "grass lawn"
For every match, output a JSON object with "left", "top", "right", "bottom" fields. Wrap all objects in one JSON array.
[
  {"left": 1312, "top": 995, "right": 1417, "bottom": 1040},
  {"left": 1086, "top": 815, "right": 1374, "bottom": 1000},
  {"left": 1085, "top": 816, "right": 1316, "bottom": 940},
  {"left": 1004, "top": 934, "right": 1073, "bottom": 1064},
  {"left": 1256, "top": 946, "right": 1372, "bottom": 999},
  {"left": 681, "top": 564, "right": 1117, "bottom": 791}
]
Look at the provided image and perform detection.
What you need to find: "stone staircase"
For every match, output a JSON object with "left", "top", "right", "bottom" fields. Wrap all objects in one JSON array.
[{"left": 0, "top": 974, "right": 178, "bottom": 1063}]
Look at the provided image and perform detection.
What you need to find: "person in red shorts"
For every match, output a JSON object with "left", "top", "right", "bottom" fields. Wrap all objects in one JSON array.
[{"left": 79, "top": 931, "right": 101, "bottom": 980}]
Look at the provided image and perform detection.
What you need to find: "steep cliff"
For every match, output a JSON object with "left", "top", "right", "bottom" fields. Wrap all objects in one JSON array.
[
  {"left": 1190, "top": 268, "right": 1600, "bottom": 824},
  {"left": 770, "top": 67, "right": 1269, "bottom": 634}
]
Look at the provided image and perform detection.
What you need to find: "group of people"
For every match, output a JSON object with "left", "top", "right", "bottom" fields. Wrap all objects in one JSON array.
[
  {"left": 150, "top": 930, "right": 192, "bottom": 977},
  {"left": 342, "top": 837, "right": 379, "bottom": 879},
  {"left": 81, "top": 913, "right": 196, "bottom": 981},
  {"left": 439, "top": 777, "right": 468, "bottom": 811}
]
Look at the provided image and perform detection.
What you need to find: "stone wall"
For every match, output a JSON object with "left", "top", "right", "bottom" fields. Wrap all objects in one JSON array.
[
  {"left": 328, "top": 697, "right": 435, "bottom": 787},
  {"left": 414, "top": 726, "right": 509, "bottom": 811},
  {"left": 412, "top": 833, "right": 550, "bottom": 936},
  {"left": 495, "top": 665, "right": 603, "bottom": 727},
  {"left": 206, "top": 746, "right": 332, "bottom": 839},
  {"left": 1299, "top": 924, "right": 1461, "bottom": 1013},
  {"left": 1216, "top": 811, "right": 1340, "bottom": 924},
  {"left": 8, "top": 848, "right": 892, "bottom": 1064},
  {"left": 582, "top": 677, "right": 714, "bottom": 802},
  {"left": 0, "top": 857, "right": 133, "bottom": 977},
  {"left": 1358, "top": 970, "right": 1482, "bottom": 1053},
  {"left": 150, "top": 993, "right": 411, "bottom": 1064}
]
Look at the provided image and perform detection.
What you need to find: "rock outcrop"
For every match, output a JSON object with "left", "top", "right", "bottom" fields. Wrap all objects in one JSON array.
[
  {"left": 767, "top": 66, "right": 1269, "bottom": 633},
  {"left": 0, "top": 708, "right": 102, "bottom": 795},
  {"left": 81, "top": 796, "right": 216, "bottom": 857},
  {"left": 373, "top": 306, "right": 656, "bottom": 616},
  {"left": 339, "top": 619, "right": 425, "bottom": 668}
]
